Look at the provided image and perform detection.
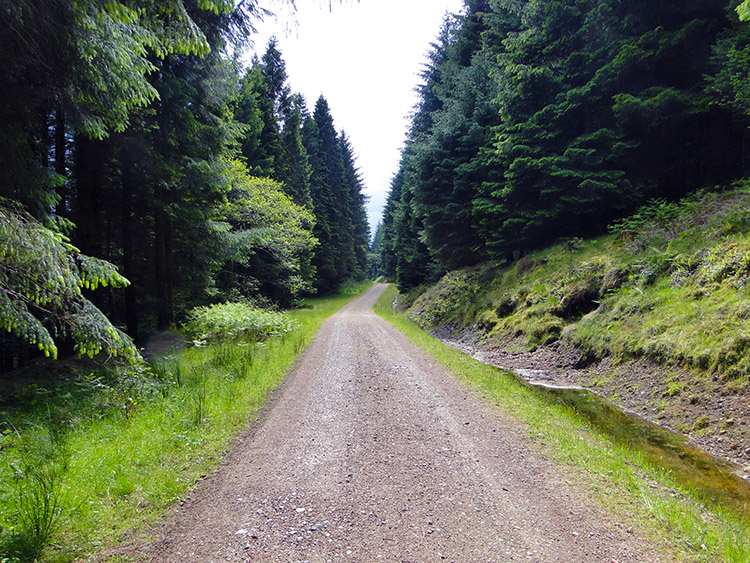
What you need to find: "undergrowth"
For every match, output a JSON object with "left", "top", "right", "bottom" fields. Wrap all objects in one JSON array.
[
  {"left": 184, "top": 301, "right": 298, "bottom": 344},
  {"left": 404, "top": 182, "right": 750, "bottom": 384},
  {"left": 376, "top": 285, "right": 750, "bottom": 562},
  {"left": 0, "top": 284, "right": 368, "bottom": 562}
]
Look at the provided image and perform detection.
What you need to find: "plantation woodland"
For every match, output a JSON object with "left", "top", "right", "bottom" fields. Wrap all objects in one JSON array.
[
  {"left": 374, "top": 0, "right": 750, "bottom": 290},
  {"left": 0, "top": 1, "right": 369, "bottom": 366},
  {"left": 8, "top": 0, "right": 750, "bottom": 560},
  {"left": 6, "top": 0, "right": 750, "bottom": 366}
]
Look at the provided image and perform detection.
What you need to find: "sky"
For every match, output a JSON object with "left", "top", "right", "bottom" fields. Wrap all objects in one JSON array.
[{"left": 249, "top": 0, "right": 467, "bottom": 235}]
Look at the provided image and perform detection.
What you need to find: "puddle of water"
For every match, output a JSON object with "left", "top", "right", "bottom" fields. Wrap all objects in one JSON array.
[
  {"left": 446, "top": 339, "right": 750, "bottom": 518},
  {"left": 514, "top": 371, "right": 750, "bottom": 518}
]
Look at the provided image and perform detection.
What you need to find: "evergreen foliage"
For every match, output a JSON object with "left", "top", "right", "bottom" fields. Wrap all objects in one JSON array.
[
  {"left": 0, "top": 2, "right": 369, "bottom": 366},
  {"left": 304, "top": 97, "right": 369, "bottom": 293},
  {"left": 0, "top": 200, "right": 136, "bottom": 361},
  {"left": 378, "top": 0, "right": 750, "bottom": 290}
]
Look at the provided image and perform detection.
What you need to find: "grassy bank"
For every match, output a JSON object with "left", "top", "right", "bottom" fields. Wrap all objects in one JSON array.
[
  {"left": 0, "top": 285, "right": 367, "bottom": 562},
  {"left": 406, "top": 183, "right": 750, "bottom": 384},
  {"left": 375, "top": 284, "right": 750, "bottom": 562}
]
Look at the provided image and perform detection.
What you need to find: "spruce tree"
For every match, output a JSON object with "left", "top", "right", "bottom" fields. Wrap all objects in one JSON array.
[
  {"left": 278, "top": 95, "right": 314, "bottom": 209},
  {"left": 340, "top": 133, "right": 371, "bottom": 279}
]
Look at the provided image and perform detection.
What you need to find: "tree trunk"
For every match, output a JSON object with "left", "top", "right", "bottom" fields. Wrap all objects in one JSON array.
[
  {"left": 155, "top": 210, "right": 174, "bottom": 329},
  {"left": 74, "top": 135, "right": 103, "bottom": 257},
  {"left": 55, "top": 107, "right": 68, "bottom": 212}
]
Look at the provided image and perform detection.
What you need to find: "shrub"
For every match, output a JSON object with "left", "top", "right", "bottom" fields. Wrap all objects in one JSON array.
[{"left": 184, "top": 302, "right": 297, "bottom": 344}]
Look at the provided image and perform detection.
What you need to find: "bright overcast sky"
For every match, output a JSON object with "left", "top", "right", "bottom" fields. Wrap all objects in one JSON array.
[{"left": 250, "top": 0, "right": 467, "bottom": 235}]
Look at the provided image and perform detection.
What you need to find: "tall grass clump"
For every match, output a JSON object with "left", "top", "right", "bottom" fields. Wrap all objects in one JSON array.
[
  {"left": 0, "top": 285, "right": 368, "bottom": 562},
  {"left": 2, "top": 421, "right": 67, "bottom": 562}
]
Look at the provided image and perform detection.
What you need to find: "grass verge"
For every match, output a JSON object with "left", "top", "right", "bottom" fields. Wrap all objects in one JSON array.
[
  {"left": 375, "top": 284, "right": 750, "bottom": 562},
  {"left": 0, "top": 283, "right": 368, "bottom": 562}
]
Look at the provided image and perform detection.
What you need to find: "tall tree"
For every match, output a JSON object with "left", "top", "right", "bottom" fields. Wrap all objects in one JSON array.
[
  {"left": 237, "top": 58, "right": 283, "bottom": 177},
  {"left": 304, "top": 97, "right": 347, "bottom": 292},
  {"left": 278, "top": 95, "right": 314, "bottom": 209},
  {"left": 340, "top": 133, "right": 371, "bottom": 278},
  {"left": 68, "top": 1, "right": 258, "bottom": 335},
  {"left": 0, "top": 0, "right": 254, "bottom": 357},
  {"left": 409, "top": 1, "right": 507, "bottom": 269}
]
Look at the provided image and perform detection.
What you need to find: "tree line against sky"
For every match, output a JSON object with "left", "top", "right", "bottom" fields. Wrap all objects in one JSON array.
[
  {"left": 373, "top": 0, "right": 750, "bottom": 290},
  {"left": 0, "top": 0, "right": 369, "bottom": 365}
]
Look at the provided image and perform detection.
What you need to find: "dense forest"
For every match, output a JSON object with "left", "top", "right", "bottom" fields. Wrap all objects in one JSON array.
[
  {"left": 0, "top": 1, "right": 369, "bottom": 367},
  {"left": 374, "top": 0, "right": 750, "bottom": 291}
]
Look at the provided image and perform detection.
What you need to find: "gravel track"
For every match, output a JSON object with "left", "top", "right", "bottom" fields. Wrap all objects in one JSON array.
[{"left": 141, "top": 284, "right": 665, "bottom": 562}]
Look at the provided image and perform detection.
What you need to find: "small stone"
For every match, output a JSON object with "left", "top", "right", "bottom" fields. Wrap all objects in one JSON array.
[
  {"left": 235, "top": 529, "right": 248, "bottom": 535},
  {"left": 296, "top": 508, "right": 306, "bottom": 513}
]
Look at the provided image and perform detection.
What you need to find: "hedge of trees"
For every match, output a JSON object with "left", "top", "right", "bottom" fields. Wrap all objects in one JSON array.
[{"left": 0, "top": 1, "right": 368, "bottom": 366}]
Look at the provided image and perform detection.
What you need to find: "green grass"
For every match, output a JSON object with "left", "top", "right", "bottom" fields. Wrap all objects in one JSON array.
[
  {"left": 375, "top": 284, "right": 750, "bottom": 562},
  {"left": 0, "top": 284, "right": 368, "bottom": 562},
  {"left": 403, "top": 183, "right": 750, "bottom": 383}
]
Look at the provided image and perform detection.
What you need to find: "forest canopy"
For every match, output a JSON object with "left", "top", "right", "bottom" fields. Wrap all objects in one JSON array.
[
  {"left": 375, "top": 0, "right": 750, "bottom": 291},
  {"left": 0, "top": 0, "right": 369, "bottom": 366}
]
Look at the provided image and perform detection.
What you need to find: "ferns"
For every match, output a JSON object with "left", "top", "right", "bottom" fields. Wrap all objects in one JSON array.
[{"left": 184, "top": 301, "right": 298, "bottom": 344}]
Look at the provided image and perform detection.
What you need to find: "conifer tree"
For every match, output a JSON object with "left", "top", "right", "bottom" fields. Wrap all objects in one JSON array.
[
  {"left": 237, "top": 58, "right": 283, "bottom": 177},
  {"left": 304, "top": 97, "right": 346, "bottom": 292},
  {"left": 278, "top": 95, "right": 314, "bottom": 209},
  {"left": 382, "top": 0, "right": 749, "bottom": 274},
  {"left": 340, "top": 133, "right": 371, "bottom": 278},
  {"left": 377, "top": 176, "right": 402, "bottom": 281}
]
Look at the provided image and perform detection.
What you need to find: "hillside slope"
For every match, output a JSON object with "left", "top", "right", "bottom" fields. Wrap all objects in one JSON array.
[{"left": 401, "top": 183, "right": 750, "bottom": 467}]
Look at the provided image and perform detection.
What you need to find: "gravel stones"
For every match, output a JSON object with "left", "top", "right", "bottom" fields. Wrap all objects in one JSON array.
[{"left": 133, "top": 285, "right": 665, "bottom": 562}]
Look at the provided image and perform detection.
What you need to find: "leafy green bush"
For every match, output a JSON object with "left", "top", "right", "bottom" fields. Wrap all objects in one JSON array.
[{"left": 184, "top": 302, "right": 297, "bottom": 344}]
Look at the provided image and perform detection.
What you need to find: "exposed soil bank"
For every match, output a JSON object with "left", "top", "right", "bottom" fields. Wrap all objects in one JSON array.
[{"left": 434, "top": 325, "right": 750, "bottom": 477}]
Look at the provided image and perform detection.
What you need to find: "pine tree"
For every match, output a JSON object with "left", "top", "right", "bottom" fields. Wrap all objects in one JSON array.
[
  {"left": 340, "top": 133, "right": 370, "bottom": 279},
  {"left": 409, "top": 2, "right": 500, "bottom": 269},
  {"left": 237, "top": 59, "right": 282, "bottom": 177},
  {"left": 278, "top": 96, "right": 314, "bottom": 209},
  {"left": 304, "top": 97, "right": 354, "bottom": 292},
  {"left": 0, "top": 0, "right": 257, "bottom": 357}
]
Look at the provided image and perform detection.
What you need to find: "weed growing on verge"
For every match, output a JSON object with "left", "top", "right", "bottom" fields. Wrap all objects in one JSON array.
[
  {"left": 184, "top": 301, "right": 298, "bottom": 344},
  {"left": 375, "top": 284, "right": 750, "bottom": 562}
]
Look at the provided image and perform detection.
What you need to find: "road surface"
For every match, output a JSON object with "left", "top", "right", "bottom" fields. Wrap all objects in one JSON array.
[{"left": 141, "top": 284, "right": 663, "bottom": 562}]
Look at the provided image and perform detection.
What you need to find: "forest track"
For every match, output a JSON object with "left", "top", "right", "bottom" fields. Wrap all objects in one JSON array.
[{"left": 130, "top": 284, "right": 665, "bottom": 562}]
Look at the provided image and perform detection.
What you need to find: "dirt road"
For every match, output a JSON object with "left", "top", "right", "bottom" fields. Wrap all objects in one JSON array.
[{"left": 143, "top": 284, "right": 664, "bottom": 562}]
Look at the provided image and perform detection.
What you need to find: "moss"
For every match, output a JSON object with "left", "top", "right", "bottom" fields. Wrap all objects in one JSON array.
[
  {"left": 403, "top": 183, "right": 750, "bottom": 392},
  {"left": 693, "top": 416, "right": 711, "bottom": 431}
]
